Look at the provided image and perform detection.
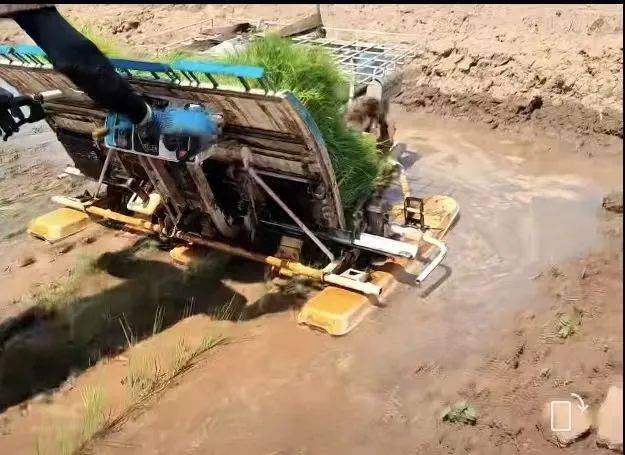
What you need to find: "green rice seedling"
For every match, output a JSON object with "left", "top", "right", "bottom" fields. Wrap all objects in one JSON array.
[
  {"left": 124, "top": 353, "right": 163, "bottom": 400},
  {"left": 200, "top": 334, "right": 224, "bottom": 351},
  {"left": 80, "top": 386, "right": 108, "bottom": 441},
  {"left": 172, "top": 337, "right": 193, "bottom": 372},
  {"left": 46, "top": 335, "right": 227, "bottom": 453},
  {"left": 118, "top": 313, "right": 137, "bottom": 347},
  {"left": 212, "top": 293, "right": 240, "bottom": 321},
  {"left": 182, "top": 297, "right": 195, "bottom": 320},
  {"left": 71, "top": 22, "right": 127, "bottom": 58},
  {"left": 152, "top": 305, "right": 165, "bottom": 335},
  {"left": 33, "top": 254, "right": 99, "bottom": 312}
]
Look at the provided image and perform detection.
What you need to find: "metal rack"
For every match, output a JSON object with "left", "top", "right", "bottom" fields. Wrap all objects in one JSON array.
[{"left": 292, "top": 35, "right": 417, "bottom": 88}]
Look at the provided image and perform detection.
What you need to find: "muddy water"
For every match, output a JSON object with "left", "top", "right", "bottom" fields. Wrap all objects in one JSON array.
[
  {"left": 383, "top": 106, "right": 620, "bottom": 362},
  {"left": 396, "top": 115, "right": 613, "bottom": 272}
]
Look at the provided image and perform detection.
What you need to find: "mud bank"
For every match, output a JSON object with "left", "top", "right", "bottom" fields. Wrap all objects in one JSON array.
[{"left": 395, "top": 80, "right": 622, "bottom": 140}]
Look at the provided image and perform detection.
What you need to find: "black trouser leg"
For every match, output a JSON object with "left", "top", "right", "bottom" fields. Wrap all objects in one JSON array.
[{"left": 13, "top": 7, "right": 148, "bottom": 124}]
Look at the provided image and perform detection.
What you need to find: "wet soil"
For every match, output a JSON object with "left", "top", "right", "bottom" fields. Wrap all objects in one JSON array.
[
  {"left": 85, "top": 110, "right": 620, "bottom": 455},
  {"left": 0, "top": 5, "right": 621, "bottom": 453},
  {"left": 0, "top": 107, "right": 618, "bottom": 454}
]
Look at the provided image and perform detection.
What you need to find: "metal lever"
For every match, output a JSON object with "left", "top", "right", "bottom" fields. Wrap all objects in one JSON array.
[{"left": 241, "top": 147, "right": 335, "bottom": 262}]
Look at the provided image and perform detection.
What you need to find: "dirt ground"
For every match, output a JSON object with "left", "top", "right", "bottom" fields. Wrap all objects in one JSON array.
[
  {"left": 0, "top": 4, "right": 622, "bottom": 455},
  {"left": 1, "top": 4, "right": 622, "bottom": 145}
]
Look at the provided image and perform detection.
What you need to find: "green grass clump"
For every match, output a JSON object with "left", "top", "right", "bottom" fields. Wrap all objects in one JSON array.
[
  {"left": 66, "top": 19, "right": 127, "bottom": 58},
  {"left": 216, "top": 35, "right": 385, "bottom": 211},
  {"left": 33, "top": 254, "right": 99, "bottom": 312}
]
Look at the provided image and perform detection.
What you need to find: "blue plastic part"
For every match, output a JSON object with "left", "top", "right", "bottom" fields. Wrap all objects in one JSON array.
[
  {"left": 12, "top": 44, "right": 47, "bottom": 57},
  {"left": 171, "top": 60, "right": 264, "bottom": 79},
  {"left": 104, "top": 106, "right": 218, "bottom": 151},
  {"left": 0, "top": 44, "right": 266, "bottom": 84},
  {"left": 104, "top": 113, "right": 133, "bottom": 149},
  {"left": 109, "top": 58, "right": 172, "bottom": 74},
  {"left": 154, "top": 107, "right": 218, "bottom": 136}
]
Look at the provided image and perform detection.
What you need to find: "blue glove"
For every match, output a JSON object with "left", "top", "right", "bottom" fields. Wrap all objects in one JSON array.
[{"left": 152, "top": 107, "right": 218, "bottom": 138}]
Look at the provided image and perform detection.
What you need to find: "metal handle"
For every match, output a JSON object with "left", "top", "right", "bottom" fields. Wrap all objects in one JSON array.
[{"left": 416, "top": 233, "right": 447, "bottom": 284}]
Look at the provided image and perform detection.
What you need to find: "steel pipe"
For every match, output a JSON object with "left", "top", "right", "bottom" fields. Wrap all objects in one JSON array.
[
  {"left": 51, "top": 197, "right": 381, "bottom": 295},
  {"left": 51, "top": 196, "right": 160, "bottom": 231},
  {"left": 241, "top": 148, "right": 335, "bottom": 262},
  {"left": 176, "top": 232, "right": 380, "bottom": 295},
  {"left": 415, "top": 233, "right": 447, "bottom": 284}
]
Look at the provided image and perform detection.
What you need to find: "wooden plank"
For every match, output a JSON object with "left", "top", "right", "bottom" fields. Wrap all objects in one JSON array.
[
  {"left": 229, "top": 135, "right": 310, "bottom": 157},
  {"left": 0, "top": 65, "right": 75, "bottom": 94},
  {"left": 208, "top": 147, "right": 317, "bottom": 177},
  {"left": 273, "top": 12, "right": 323, "bottom": 38},
  {"left": 47, "top": 115, "right": 100, "bottom": 134}
]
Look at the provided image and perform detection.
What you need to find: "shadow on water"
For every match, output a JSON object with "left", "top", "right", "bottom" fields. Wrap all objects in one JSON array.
[
  {"left": 398, "top": 148, "right": 420, "bottom": 170},
  {"left": 0, "top": 237, "right": 303, "bottom": 413}
]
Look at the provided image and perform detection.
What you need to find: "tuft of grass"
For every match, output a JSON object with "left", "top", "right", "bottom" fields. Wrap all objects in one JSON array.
[
  {"left": 152, "top": 305, "right": 165, "bottom": 335},
  {"left": 36, "top": 332, "right": 227, "bottom": 454},
  {"left": 181, "top": 297, "right": 195, "bottom": 320},
  {"left": 125, "top": 353, "right": 164, "bottom": 400},
  {"left": 122, "top": 334, "right": 226, "bottom": 403},
  {"left": 200, "top": 334, "right": 223, "bottom": 351},
  {"left": 556, "top": 312, "right": 581, "bottom": 339},
  {"left": 172, "top": 337, "right": 193, "bottom": 372},
  {"left": 80, "top": 386, "right": 108, "bottom": 441},
  {"left": 441, "top": 401, "right": 478, "bottom": 425},
  {"left": 36, "top": 386, "right": 109, "bottom": 455},
  {"left": 212, "top": 293, "right": 240, "bottom": 321},
  {"left": 33, "top": 255, "right": 99, "bottom": 312},
  {"left": 118, "top": 313, "right": 137, "bottom": 348}
]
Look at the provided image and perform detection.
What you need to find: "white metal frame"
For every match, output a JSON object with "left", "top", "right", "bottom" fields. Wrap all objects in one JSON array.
[{"left": 292, "top": 35, "right": 417, "bottom": 88}]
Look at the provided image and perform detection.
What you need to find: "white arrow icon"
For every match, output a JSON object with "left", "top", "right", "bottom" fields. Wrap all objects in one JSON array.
[{"left": 571, "top": 393, "right": 589, "bottom": 413}]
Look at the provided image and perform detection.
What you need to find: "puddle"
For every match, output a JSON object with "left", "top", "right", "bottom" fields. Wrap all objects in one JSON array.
[
  {"left": 516, "top": 194, "right": 601, "bottom": 267},
  {"left": 392, "top": 107, "right": 612, "bottom": 274},
  {"left": 383, "top": 106, "right": 620, "bottom": 358}
]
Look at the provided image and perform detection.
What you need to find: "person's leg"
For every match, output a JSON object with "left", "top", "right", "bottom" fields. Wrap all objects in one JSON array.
[{"left": 13, "top": 7, "right": 149, "bottom": 124}]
